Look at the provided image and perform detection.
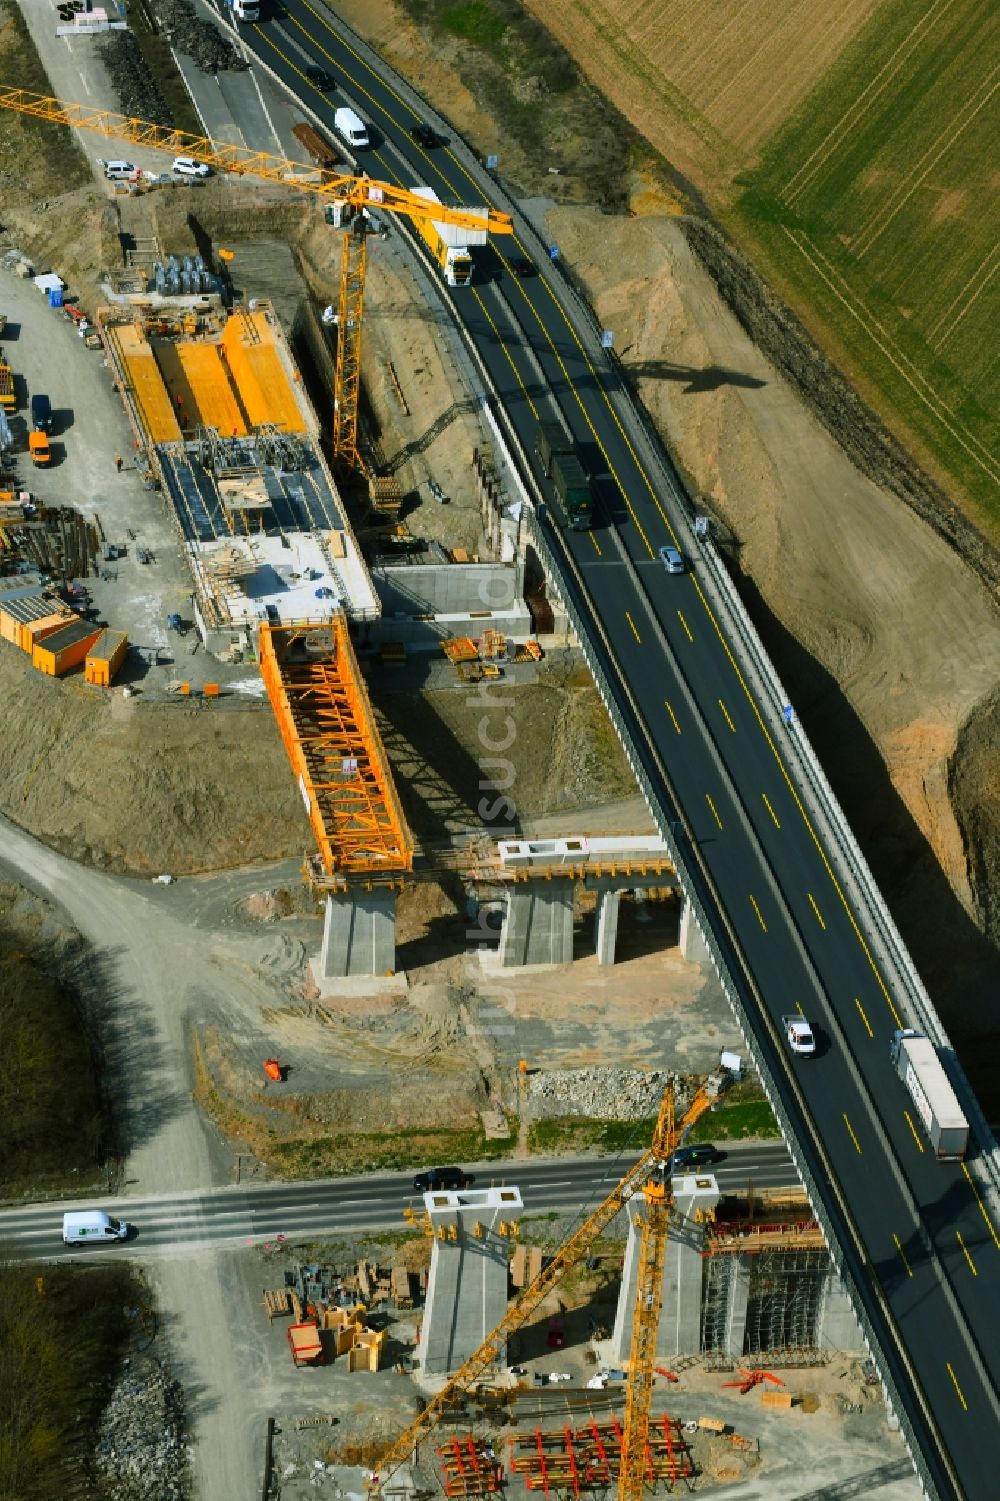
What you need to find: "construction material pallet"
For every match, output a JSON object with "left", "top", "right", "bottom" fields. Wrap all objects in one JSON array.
[
  {"left": 509, "top": 1413, "right": 692, "bottom": 1495},
  {"left": 438, "top": 1436, "right": 502, "bottom": 1497}
]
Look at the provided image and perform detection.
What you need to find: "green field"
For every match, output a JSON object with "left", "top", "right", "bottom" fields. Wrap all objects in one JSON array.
[{"left": 735, "top": 0, "right": 999, "bottom": 527}]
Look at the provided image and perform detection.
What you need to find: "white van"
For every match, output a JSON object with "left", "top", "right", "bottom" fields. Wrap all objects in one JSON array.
[
  {"left": 62, "top": 1210, "right": 130, "bottom": 1245},
  {"left": 334, "top": 107, "right": 370, "bottom": 151},
  {"left": 102, "top": 160, "right": 138, "bottom": 181}
]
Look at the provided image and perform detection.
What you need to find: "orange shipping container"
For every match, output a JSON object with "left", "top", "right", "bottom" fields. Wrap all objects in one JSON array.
[
  {"left": 18, "top": 613, "right": 71, "bottom": 654},
  {"left": 85, "top": 629, "right": 129, "bottom": 687},
  {"left": 32, "top": 619, "right": 102, "bottom": 677}
]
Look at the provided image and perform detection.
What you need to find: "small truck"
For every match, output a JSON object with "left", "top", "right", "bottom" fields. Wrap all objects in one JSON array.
[
  {"left": 890, "top": 1028, "right": 968, "bottom": 1159},
  {"left": 781, "top": 1015, "right": 816, "bottom": 1057}
]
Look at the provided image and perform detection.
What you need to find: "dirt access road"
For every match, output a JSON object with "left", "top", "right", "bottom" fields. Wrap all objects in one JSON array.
[{"left": 0, "top": 814, "right": 313, "bottom": 1501}]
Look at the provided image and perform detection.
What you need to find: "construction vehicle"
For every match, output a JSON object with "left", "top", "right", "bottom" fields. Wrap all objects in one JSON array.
[
  {"left": 890, "top": 1028, "right": 968, "bottom": 1159},
  {"left": 0, "top": 86, "right": 515, "bottom": 473},
  {"left": 368, "top": 1080, "right": 715, "bottom": 1501},
  {"left": 0, "top": 354, "right": 14, "bottom": 412},
  {"left": 534, "top": 420, "right": 593, "bottom": 530},
  {"left": 410, "top": 186, "right": 489, "bottom": 288}
]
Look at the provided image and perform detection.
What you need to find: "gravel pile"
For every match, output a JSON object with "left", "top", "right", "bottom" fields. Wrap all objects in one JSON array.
[
  {"left": 152, "top": 0, "right": 248, "bottom": 73},
  {"left": 94, "top": 1353, "right": 192, "bottom": 1501},
  {"left": 97, "top": 33, "right": 171, "bottom": 127},
  {"left": 528, "top": 1067, "right": 676, "bottom": 1119}
]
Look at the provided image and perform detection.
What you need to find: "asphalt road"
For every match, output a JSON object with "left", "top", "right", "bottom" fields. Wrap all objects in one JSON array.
[
  {"left": 0, "top": 1143, "right": 795, "bottom": 1262},
  {"left": 208, "top": 8, "right": 999, "bottom": 1496}
]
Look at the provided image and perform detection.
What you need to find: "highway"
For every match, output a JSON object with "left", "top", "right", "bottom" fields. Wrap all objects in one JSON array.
[
  {"left": 207, "top": 7, "right": 1000, "bottom": 1495},
  {"left": 0, "top": 1144, "right": 796, "bottom": 1261}
]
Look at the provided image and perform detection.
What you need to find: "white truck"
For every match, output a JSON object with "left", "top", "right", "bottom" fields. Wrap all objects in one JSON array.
[
  {"left": 890, "top": 1029, "right": 969, "bottom": 1160},
  {"left": 410, "top": 186, "right": 488, "bottom": 288},
  {"left": 62, "top": 1210, "right": 130, "bottom": 1245},
  {"left": 781, "top": 1015, "right": 816, "bottom": 1057},
  {"left": 334, "top": 107, "right": 370, "bottom": 152},
  {"left": 226, "top": 0, "right": 261, "bottom": 20}
]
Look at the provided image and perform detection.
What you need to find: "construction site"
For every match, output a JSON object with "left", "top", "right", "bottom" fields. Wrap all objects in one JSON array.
[{"left": 3, "top": 3, "right": 987, "bottom": 1501}]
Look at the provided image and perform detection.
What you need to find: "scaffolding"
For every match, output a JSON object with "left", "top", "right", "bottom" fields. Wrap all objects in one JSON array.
[
  {"left": 744, "top": 1248, "right": 828, "bottom": 1357},
  {"left": 258, "top": 615, "right": 414, "bottom": 886},
  {"left": 700, "top": 1250, "right": 737, "bottom": 1358}
]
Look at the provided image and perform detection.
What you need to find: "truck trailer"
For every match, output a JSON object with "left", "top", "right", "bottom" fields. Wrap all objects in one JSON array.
[
  {"left": 889, "top": 1028, "right": 969, "bottom": 1159},
  {"left": 410, "top": 186, "right": 487, "bottom": 288},
  {"left": 0, "top": 356, "right": 14, "bottom": 412},
  {"left": 534, "top": 421, "right": 593, "bottom": 530}
]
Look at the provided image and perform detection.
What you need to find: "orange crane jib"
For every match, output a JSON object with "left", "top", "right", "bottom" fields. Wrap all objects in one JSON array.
[{"left": 0, "top": 85, "right": 514, "bottom": 234}]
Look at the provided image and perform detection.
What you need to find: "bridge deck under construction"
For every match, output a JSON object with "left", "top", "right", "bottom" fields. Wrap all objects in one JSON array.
[{"left": 258, "top": 618, "right": 413, "bottom": 885}]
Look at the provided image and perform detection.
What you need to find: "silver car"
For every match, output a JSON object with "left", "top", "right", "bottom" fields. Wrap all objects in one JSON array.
[{"left": 659, "top": 544, "right": 685, "bottom": 574}]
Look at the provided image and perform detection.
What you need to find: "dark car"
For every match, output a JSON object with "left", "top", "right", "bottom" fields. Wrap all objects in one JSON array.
[
  {"left": 30, "top": 393, "right": 52, "bottom": 432},
  {"left": 412, "top": 1165, "right": 473, "bottom": 1193},
  {"left": 409, "top": 123, "right": 440, "bottom": 149},
  {"left": 669, "top": 1143, "right": 722, "bottom": 1172},
  {"left": 509, "top": 257, "right": 534, "bottom": 279},
  {"left": 305, "top": 64, "right": 334, "bottom": 90}
]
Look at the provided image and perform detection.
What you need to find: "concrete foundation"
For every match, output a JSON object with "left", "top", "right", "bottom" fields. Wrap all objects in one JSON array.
[
  {"left": 418, "top": 1186, "right": 523, "bottom": 1375},
  {"left": 317, "top": 890, "right": 396, "bottom": 979},
  {"left": 819, "top": 1269, "right": 865, "bottom": 1352},
  {"left": 497, "top": 879, "right": 574, "bottom": 967},
  {"left": 612, "top": 1174, "right": 721, "bottom": 1363},
  {"left": 679, "top": 898, "right": 711, "bottom": 965}
]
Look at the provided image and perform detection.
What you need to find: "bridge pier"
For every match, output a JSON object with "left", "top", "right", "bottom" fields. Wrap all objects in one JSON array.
[
  {"left": 592, "top": 888, "right": 621, "bottom": 966},
  {"left": 497, "top": 879, "right": 574, "bottom": 967},
  {"left": 418, "top": 1186, "right": 523, "bottom": 1374},
  {"left": 611, "top": 1174, "right": 720, "bottom": 1363},
  {"left": 679, "top": 897, "right": 711, "bottom": 965},
  {"left": 316, "top": 890, "right": 396, "bottom": 979}
]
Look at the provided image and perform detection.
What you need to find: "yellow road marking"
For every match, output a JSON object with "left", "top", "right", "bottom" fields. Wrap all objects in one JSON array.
[
  {"left": 468, "top": 290, "right": 540, "bottom": 420},
  {"left": 689, "top": 573, "right": 903, "bottom": 1029},
  {"left": 719, "top": 699, "right": 736, "bottom": 733},
  {"left": 749, "top": 895, "right": 767, "bottom": 933},
  {"left": 945, "top": 1363, "right": 968, "bottom": 1410},
  {"left": 664, "top": 700, "right": 681, "bottom": 735},
  {"left": 892, "top": 1233, "right": 913, "bottom": 1278},
  {"left": 854, "top": 998, "right": 873, "bottom": 1038},
  {"left": 807, "top": 892, "right": 826, "bottom": 930},
  {"left": 762, "top": 792, "right": 780, "bottom": 828},
  {"left": 677, "top": 610, "right": 693, "bottom": 642},
  {"left": 956, "top": 1231, "right": 977, "bottom": 1276},
  {"left": 588, "top": 532, "right": 603, "bottom": 557},
  {"left": 903, "top": 1111, "right": 925, "bottom": 1152},
  {"left": 626, "top": 612, "right": 641, "bottom": 643},
  {"left": 795, "top": 1000, "right": 805, "bottom": 1015},
  {"left": 705, "top": 794, "right": 723, "bottom": 831},
  {"left": 961, "top": 1162, "right": 1000, "bottom": 1250},
  {"left": 843, "top": 1114, "right": 862, "bottom": 1154}
]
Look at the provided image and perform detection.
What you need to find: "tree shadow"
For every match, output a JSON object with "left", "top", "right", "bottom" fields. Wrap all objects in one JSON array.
[
  {"left": 627, "top": 361, "right": 767, "bottom": 393},
  {"left": 731, "top": 560, "right": 1000, "bottom": 1116}
]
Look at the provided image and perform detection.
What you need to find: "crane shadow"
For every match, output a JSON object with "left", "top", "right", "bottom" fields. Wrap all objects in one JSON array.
[{"left": 627, "top": 360, "right": 767, "bottom": 393}]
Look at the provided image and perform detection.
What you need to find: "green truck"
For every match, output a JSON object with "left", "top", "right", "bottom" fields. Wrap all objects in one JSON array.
[{"left": 534, "top": 421, "right": 593, "bottom": 530}]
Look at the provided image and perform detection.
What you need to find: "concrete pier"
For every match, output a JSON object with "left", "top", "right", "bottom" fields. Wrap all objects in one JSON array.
[
  {"left": 418, "top": 1186, "right": 523, "bottom": 1375},
  {"left": 679, "top": 897, "right": 711, "bottom": 965},
  {"left": 497, "top": 879, "right": 574, "bottom": 967},
  {"left": 612, "top": 1174, "right": 721, "bottom": 1363},
  {"left": 317, "top": 890, "right": 396, "bottom": 979}
]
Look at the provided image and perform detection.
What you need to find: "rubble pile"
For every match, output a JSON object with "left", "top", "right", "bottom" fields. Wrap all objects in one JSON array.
[
  {"left": 527, "top": 1067, "right": 677, "bottom": 1120},
  {"left": 152, "top": 1, "right": 249, "bottom": 74},
  {"left": 94, "top": 1352, "right": 192, "bottom": 1501},
  {"left": 97, "top": 33, "right": 171, "bottom": 126}
]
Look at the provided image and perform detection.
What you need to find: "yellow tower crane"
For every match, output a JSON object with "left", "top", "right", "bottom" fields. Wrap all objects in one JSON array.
[
  {"left": 0, "top": 85, "right": 514, "bottom": 469},
  {"left": 371, "top": 1080, "right": 715, "bottom": 1501}
]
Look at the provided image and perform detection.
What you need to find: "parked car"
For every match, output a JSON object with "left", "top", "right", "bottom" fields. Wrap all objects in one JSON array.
[
  {"left": 172, "top": 156, "right": 211, "bottom": 179},
  {"left": 412, "top": 1166, "right": 474, "bottom": 1193},
  {"left": 658, "top": 544, "right": 685, "bottom": 574}
]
